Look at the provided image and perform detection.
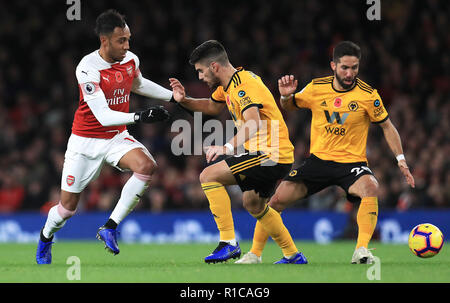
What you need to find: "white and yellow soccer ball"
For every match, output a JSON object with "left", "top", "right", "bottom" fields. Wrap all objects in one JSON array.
[{"left": 408, "top": 223, "right": 444, "bottom": 258}]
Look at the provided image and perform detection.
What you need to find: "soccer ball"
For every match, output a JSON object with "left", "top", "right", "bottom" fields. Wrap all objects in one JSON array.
[{"left": 408, "top": 223, "right": 444, "bottom": 258}]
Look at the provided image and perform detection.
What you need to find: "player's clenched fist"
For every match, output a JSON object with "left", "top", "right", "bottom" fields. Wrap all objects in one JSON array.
[{"left": 134, "top": 105, "right": 170, "bottom": 123}]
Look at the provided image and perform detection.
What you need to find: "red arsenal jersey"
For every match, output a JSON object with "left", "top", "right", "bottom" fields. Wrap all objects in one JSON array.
[{"left": 72, "top": 50, "right": 140, "bottom": 139}]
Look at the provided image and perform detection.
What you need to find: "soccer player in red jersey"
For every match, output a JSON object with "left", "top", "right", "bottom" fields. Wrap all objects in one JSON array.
[{"left": 36, "top": 10, "right": 173, "bottom": 264}]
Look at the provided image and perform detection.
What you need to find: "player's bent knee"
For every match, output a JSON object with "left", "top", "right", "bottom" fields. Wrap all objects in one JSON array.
[
  {"left": 57, "top": 201, "right": 76, "bottom": 219},
  {"left": 242, "top": 194, "right": 266, "bottom": 215},
  {"left": 365, "top": 180, "right": 379, "bottom": 197},
  {"left": 60, "top": 191, "right": 80, "bottom": 212},
  {"left": 243, "top": 200, "right": 264, "bottom": 216},
  {"left": 268, "top": 189, "right": 302, "bottom": 212},
  {"left": 356, "top": 179, "right": 379, "bottom": 198},
  {"left": 350, "top": 175, "right": 380, "bottom": 198},
  {"left": 363, "top": 176, "right": 379, "bottom": 197},
  {"left": 199, "top": 167, "right": 215, "bottom": 184},
  {"left": 268, "top": 194, "right": 286, "bottom": 212},
  {"left": 135, "top": 158, "right": 157, "bottom": 176}
]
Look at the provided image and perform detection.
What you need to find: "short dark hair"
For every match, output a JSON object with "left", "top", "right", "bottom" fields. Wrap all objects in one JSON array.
[
  {"left": 95, "top": 9, "right": 126, "bottom": 36},
  {"left": 332, "top": 41, "right": 361, "bottom": 63},
  {"left": 189, "top": 40, "right": 229, "bottom": 66}
]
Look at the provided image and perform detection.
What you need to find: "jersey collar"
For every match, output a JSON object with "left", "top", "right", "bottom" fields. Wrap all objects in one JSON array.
[
  {"left": 224, "top": 67, "right": 244, "bottom": 92},
  {"left": 96, "top": 50, "right": 126, "bottom": 66},
  {"left": 331, "top": 75, "right": 357, "bottom": 93}
]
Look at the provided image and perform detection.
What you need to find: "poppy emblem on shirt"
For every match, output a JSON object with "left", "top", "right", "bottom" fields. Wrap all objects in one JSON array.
[
  {"left": 334, "top": 97, "right": 342, "bottom": 108},
  {"left": 66, "top": 175, "right": 75, "bottom": 186},
  {"left": 115, "top": 71, "right": 124, "bottom": 83}
]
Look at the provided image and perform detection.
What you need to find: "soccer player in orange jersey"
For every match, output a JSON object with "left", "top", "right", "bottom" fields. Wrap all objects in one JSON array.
[
  {"left": 170, "top": 40, "right": 307, "bottom": 264},
  {"left": 237, "top": 41, "right": 415, "bottom": 264}
]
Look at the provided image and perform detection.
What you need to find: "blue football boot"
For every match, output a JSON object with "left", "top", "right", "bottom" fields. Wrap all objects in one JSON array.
[
  {"left": 274, "top": 252, "right": 308, "bottom": 264},
  {"left": 36, "top": 231, "right": 54, "bottom": 264},
  {"left": 96, "top": 226, "right": 120, "bottom": 255},
  {"left": 204, "top": 241, "right": 241, "bottom": 263}
]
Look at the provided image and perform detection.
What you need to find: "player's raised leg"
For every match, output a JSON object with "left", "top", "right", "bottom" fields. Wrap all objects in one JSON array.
[
  {"left": 200, "top": 161, "right": 241, "bottom": 263},
  {"left": 36, "top": 191, "right": 79, "bottom": 264},
  {"left": 348, "top": 174, "right": 379, "bottom": 264},
  {"left": 97, "top": 147, "right": 155, "bottom": 255},
  {"left": 237, "top": 180, "right": 307, "bottom": 264}
]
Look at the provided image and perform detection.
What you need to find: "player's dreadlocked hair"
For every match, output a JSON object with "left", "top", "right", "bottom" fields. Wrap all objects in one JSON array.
[
  {"left": 189, "top": 40, "right": 229, "bottom": 66},
  {"left": 332, "top": 41, "right": 361, "bottom": 63},
  {"left": 95, "top": 9, "right": 126, "bottom": 36}
]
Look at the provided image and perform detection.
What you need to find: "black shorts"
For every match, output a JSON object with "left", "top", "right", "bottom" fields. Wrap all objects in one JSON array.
[
  {"left": 225, "top": 151, "right": 292, "bottom": 198},
  {"left": 284, "top": 154, "right": 375, "bottom": 203}
]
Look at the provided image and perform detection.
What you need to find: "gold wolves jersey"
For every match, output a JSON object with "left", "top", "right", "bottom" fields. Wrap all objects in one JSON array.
[
  {"left": 294, "top": 76, "right": 389, "bottom": 163},
  {"left": 211, "top": 68, "right": 294, "bottom": 164}
]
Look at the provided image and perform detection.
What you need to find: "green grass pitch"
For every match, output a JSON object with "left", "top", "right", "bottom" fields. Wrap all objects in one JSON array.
[{"left": 1, "top": 240, "right": 449, "bottom": 283}]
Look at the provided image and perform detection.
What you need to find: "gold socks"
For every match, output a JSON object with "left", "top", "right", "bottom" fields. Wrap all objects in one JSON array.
[
  {"left": 356, "top": 197, "right": 378, "bottom": 248},
  {"left": 252, "top": 205, "right": 298, "bottom": 257},
  {"left": 201, "top": 182, "right": 235, "bottom": 241}
]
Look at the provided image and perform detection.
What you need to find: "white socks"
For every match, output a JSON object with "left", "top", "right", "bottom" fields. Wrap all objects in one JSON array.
[
  {"left": 42, "top": 173, "right": 150, "bottom": 240},
  {"left": 42, "top": 202, "right": 76, "bottom": 239},
  {"left": 109, "top": 173, "right": 150, "bottom": 225}
]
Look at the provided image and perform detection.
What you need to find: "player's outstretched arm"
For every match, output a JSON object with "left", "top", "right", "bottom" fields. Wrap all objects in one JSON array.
[
  {"left": 86, "top": 92, "right": 169, "bottom": 126},
  {"left": 132, "top": 74, "right": 173, "bottom": 101},
  {"left": 86, "top": 91, "right": 136, "bottom": 126},
  {"left": 378, "top": 118, "right": 415, "bottom": 188},
  {"left": 278, "top": 75, "right": 299, "bottom": 111},
  {"left": 169, "top": 78, "right": 225, "bottom": 116}
]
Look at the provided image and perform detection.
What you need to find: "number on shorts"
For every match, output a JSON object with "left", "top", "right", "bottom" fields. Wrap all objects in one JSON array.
[{"left": 351, "top": 166, "right": 372, "bottom": 176}]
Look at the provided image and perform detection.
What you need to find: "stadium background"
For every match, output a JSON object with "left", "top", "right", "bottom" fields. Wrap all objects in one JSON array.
[{"left": 0, "top": 1, "right": 448, "bottom": 242}]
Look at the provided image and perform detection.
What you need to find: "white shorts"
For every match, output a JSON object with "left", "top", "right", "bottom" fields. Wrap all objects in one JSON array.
[{"left": 61, "top": 130, "right": 154, "bottom": 193}]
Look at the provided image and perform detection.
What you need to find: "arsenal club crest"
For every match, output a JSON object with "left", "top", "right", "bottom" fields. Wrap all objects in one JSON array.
[{"left": 66, "top": 175, "right": 75, "bottom": 186}]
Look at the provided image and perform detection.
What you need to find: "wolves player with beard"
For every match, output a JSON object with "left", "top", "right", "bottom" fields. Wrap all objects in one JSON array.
[
  {"left": 237, "top": 41, "right": 415, "bottom": 265},
  {"left": 36, "top": 10, "right": 174, "bottom": 264}
]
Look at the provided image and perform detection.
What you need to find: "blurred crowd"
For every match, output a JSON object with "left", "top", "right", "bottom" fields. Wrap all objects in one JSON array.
[{"left": 0, "top": 0, "right": 448, "bottom": 214}]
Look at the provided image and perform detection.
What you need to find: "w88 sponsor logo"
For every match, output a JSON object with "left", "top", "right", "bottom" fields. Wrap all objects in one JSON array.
[{"left": 325, "top": 125, "right": 346, "bottom": 136}]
